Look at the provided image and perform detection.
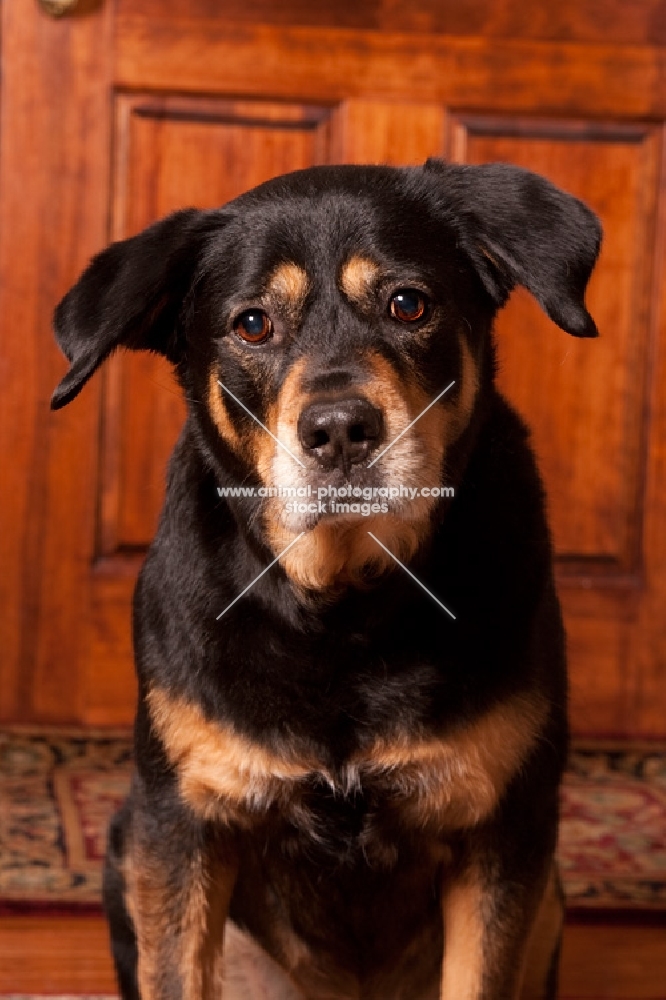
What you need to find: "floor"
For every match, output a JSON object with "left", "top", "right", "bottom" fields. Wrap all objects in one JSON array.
[{"left": 0, "top": 914, "right": 664, "bottom": 998}]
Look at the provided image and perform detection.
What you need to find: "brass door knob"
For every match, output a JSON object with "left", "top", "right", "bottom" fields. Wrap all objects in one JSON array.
[{"left": 37, "top": 0, "right": 82, "bottom": 15}]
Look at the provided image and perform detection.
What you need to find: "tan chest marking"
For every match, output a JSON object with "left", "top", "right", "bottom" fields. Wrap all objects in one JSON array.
[
  {"left": 148, "top": 687, "right": 325, "bottom": 823},
  {"left": 347, "top": 691, "right": 548, "bottom": 829},
  {"left": 148, "top": 687, "right": 547, "bottom": 830},
  {"left": 339, "top": 254, "right": 381, "bottom": 303}
]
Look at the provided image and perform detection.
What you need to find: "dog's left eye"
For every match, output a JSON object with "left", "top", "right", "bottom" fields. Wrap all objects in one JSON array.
[
  {"left": 233, "top": 309, "right": 273, "bottom": 344},
  {"left": 389, "top": 289, "right": 428, "bottom": 323}
]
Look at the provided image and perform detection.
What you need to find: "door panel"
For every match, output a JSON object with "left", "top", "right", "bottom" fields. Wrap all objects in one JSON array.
[
  {"left": 106, "top": 96, "right": 332, "bottom": 553},
  {"left": 104, "top": 96, "right": 445, "bottom": 555},
  {"left": 450, "top": 119, "right": 660, "bottom": 572}
]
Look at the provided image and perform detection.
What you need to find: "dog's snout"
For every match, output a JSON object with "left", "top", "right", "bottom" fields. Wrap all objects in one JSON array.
[{"left": 298, "top": 397, "right": 383, "bottom": 471}]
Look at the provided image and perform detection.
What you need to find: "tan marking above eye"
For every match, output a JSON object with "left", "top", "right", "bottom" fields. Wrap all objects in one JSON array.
[
  {"left": 266, "top": 262, "right": 309, "bottom": 310},
  {"left": 339, "top": 255, "right": 381, "bottom": 303}
]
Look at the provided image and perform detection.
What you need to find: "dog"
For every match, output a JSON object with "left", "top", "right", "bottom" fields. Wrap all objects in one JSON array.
[{"left": 51, "top": 159, "right": 601, "bottom": 1000}]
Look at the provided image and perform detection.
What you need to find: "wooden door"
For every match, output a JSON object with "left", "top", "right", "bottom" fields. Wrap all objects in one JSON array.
[{"left": 1, "top": 0, "right": 665, "bottom": 736}]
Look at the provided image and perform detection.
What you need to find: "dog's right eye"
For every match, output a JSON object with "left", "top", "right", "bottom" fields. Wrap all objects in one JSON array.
[
  {"left": 389, "top": 289, "right": 428, "bottom": 324},
  {"left": 233, "top": 309, "right": 273, "bottom": 345}
]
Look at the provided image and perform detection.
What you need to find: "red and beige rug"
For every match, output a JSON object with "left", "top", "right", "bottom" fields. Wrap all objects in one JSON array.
[{"left": 1, "top": 730, "right": 665, "bottom": 913}]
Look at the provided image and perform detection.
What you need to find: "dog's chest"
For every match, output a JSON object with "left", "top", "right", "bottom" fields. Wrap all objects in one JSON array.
[{"left": 148, "top": 687, "right": 544, "bottom": 837}]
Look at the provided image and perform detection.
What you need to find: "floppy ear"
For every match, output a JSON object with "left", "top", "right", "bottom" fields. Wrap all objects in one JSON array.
[
  {"left": 424, "top": 159, "right": 602, "bottom": 337},
  {"left": 51, "top": 208, "right": 220, "bottom": 410}
]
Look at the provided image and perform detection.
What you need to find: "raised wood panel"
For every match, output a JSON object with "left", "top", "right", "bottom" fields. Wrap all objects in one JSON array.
[
  {"left": 113, "top": 96, "right": 332, "bottom": 241},
  {"left": 103, "top": 96, "right": 331, "bottom": 554},
  {"left": 102, "top": 96, "right": 446, "bottom": 556},
  {"left": 449, "top": 118, "right": 661, "bottom": 580}
]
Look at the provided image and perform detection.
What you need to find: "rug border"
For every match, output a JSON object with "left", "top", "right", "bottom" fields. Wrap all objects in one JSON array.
[{"left": 2, "top": 731, "right": 666, "bottom": 916}]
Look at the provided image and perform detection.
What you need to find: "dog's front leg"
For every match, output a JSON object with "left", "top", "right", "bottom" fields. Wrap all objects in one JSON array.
[
  {"left": 121, "top": 791, "right": 238, "bottom": 1000},
  {"left": 440, "top": 851, "right": 557, "bottom": 1000}
]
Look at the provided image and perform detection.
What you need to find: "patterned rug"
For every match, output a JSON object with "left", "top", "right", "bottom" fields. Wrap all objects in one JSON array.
[
  {"left": 0, "top": 730, "right": 132, "bottom": 912},
  {"left": 1, "top": 730, "right": 665, "bottom": 912}
]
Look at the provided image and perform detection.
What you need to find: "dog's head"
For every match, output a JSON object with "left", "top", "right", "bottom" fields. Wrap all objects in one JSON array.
[{"left": 52, "top": 161, "right": 601, "bottom": 592}]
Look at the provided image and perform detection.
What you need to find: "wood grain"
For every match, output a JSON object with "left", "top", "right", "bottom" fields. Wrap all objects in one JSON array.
[
  {"left": 0, "top": 914, "right": 663, "bottom": 998},
  {"left": 0, "top": 915, "right": 117, "bottom": 994},
  {"left": 450, "top": 118, "right": 660, "bottom": 576},
  {"left": 105, "top": 96, "right": 330, "bottom": 552},
  {"left": 115, "top": 0, "right": 666, "bottom": 47},
  {"left": 115, "top": 17, "right": 666, "bottom": 117},
  {"left": 0, "top": 0, "right": 113, "bottom": 722},
  {"left": 327, "top": 99, "right": 446, "bottom": 165}
]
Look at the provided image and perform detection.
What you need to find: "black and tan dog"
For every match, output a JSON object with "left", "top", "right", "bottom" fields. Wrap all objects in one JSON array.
[{"left": 51, "top": 160, "right": 601, "bottom": 1000}]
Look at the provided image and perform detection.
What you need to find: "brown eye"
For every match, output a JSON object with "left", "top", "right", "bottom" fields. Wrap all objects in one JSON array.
[
  {"left": 389, "top": 289, "right": 427, "bottom": 323},
  {"left": 234, "top": 309, "right": 273, "bottom": 344}
]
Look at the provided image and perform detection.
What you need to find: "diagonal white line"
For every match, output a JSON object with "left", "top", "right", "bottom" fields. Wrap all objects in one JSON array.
[
  {"left": 216, "top": 532, "right": 305, "bottom": 620},
  {"left": 367, "top": 531, "right": 456, "bottom": 620},
  {"left": 218, "top": 379, "right": 305, "bottom": 468},
  {"left": 367, "top": 380, "right": 456, "bottom": 468}
]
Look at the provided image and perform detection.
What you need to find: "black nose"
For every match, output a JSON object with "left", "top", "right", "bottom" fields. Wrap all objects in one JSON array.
[{"left": 298, "top": 396, "right": 384, "bottom": 472}]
